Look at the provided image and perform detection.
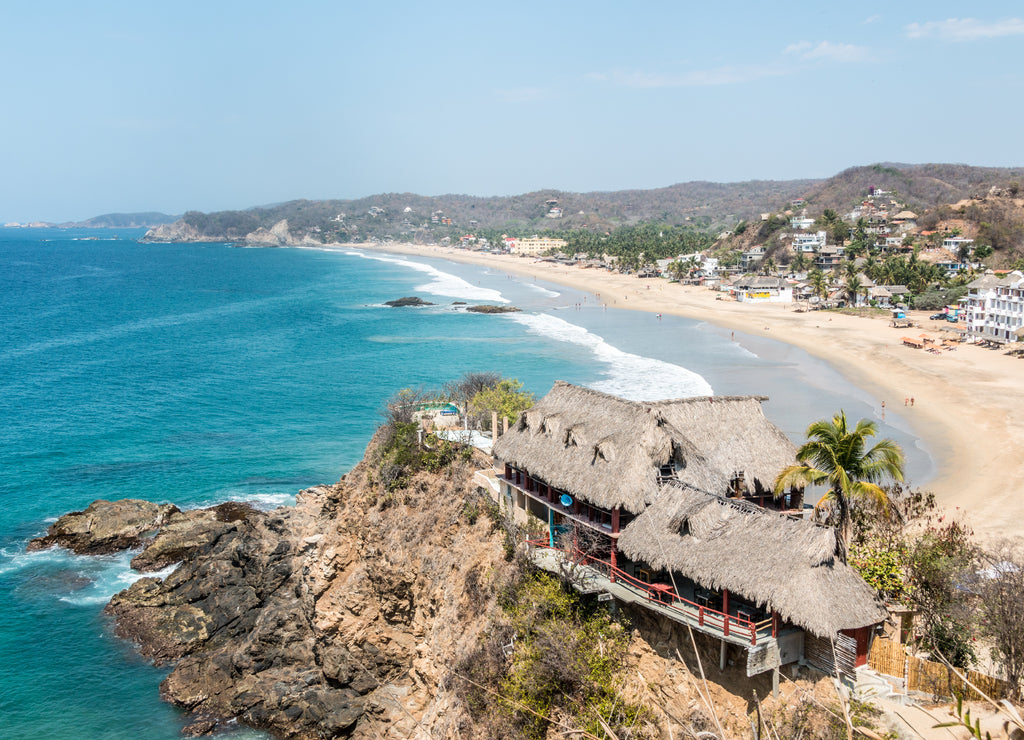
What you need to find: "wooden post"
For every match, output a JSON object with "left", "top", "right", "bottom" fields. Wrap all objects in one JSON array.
[
  {"left": 610, "top": 546, "right": 617, "bottom": 584},
  {"left": 503, "top": 416, "right": 509, "bottom": 434},
  {"left": 548, "top": 507, "right": 555, "bottom": 548},
  {"left": 722, "top": 589, "right": 730, "bottom": 637},
  {"left": 492, "top": 411, "right": 499, "bottom": 438},
  {"left": 720, "top": 640, "right": 727, "bottom": 671},
  {"left": 772, "top": 610, "right": 780, "bottom": 638},
  {"left": 773, "top": 666, "right": 779, "bottom": 698}
]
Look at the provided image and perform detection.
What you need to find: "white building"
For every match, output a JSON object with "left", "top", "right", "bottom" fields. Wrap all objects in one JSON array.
[
  {"left": 790, "top": 217, "right": 815, "bottom": 230},
  {"left": 942, "top": 236, "right": 974, "bottom": 253},
  {"left": 793, "top": 230, "right": 827, "bottom": 252},
  {"left": 505, "top": 237, "right": 569, "bottom": 256},
  {"left": 731, "top": 276, "right": 793, "bottom": 303},
  {"left": 963, "top": 270, "right": 1024, "bottom": 342}
]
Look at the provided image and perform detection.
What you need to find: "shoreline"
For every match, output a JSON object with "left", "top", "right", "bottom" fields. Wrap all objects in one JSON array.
[{"left": 349, "top": 241, "right": 1024, "bottom": 544}]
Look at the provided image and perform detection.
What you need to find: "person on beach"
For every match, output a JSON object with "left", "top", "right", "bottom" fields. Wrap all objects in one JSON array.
[{"left": 911, "top": 397, "right": 915, "bottom": 406}]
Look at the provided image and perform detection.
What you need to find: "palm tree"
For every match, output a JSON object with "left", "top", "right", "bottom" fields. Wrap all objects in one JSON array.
[{"left": 774, "top": 411, "right": 905, "bottom": 562}]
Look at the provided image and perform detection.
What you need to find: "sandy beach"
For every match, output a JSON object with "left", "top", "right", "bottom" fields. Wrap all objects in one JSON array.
[{"left": 357, "top": 242, "right": 1024, "bottom": 544}]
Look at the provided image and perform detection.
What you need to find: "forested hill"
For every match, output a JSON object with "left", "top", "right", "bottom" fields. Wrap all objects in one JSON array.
[
  {"left": 146, "top": 180, "right": 818, "bottom": 243},
  {"left": 142, "top": 163, "right": 1024, "bottom": 245}
]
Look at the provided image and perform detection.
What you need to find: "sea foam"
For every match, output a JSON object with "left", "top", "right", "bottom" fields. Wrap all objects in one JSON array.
[
  {"left": 507, "top": 313, "right": 714, "bottom": 400},
  {"left": 342, "top": 250, "right": 509, "bottom": 303}
]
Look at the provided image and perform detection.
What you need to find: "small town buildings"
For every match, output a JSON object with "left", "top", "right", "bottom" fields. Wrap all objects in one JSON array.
[
  {"left": 790, "top": 217, "right": 815, "bottom": 230},
  {"left": 963, "top": 270, "right": 1024, "bottom": 342},
  {"left": 488, "top": 383, "right": 887, "bottom": 679}
]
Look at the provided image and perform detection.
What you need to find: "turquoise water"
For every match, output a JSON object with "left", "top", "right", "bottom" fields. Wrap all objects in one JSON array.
[{"left": 0, "top": 229, "right": 934, "bottom": 738}]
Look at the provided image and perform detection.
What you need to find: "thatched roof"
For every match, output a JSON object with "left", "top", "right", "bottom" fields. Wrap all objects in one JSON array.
[
  {"left": 492, "top": 382, "right": 797, "bottom": 513},
  {"left": 617, "top": 483, "right": 887, "bottom": 635}
]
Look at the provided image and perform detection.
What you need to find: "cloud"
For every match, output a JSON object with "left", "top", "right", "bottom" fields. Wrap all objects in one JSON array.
[
  {"left": 906, "top": 17, "right": 1024, "bottom": 41},
  {"left": 784, "top": 41, "right": 872, "bottom": 63},
  {"left": 586, "top": 64, "right": 787, "bottom": 89},
  {"left": 863, "top": 15, "right": 880, "bottom": 25}
]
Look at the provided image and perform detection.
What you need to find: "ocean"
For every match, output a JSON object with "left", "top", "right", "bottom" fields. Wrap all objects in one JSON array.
[{"left": 0, "top": 229, "right": 934, "bottom": 738}]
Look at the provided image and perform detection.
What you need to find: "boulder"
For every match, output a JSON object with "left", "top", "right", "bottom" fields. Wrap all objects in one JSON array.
[{"left": 28, "top": 499, "right": 179, "bottom": 555}]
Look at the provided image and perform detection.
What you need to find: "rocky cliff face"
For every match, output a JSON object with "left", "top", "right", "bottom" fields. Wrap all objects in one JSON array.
[
  {"left": 30, "top": 442, "right": 864, "bottom": 739},
  {"left": 36, "top": 443, "right": 508, "bottom": 738}
]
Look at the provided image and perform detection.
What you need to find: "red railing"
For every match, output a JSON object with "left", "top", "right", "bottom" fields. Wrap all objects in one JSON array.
[{"left": 525, "top": 538, "right": 766, "bottom": 645}]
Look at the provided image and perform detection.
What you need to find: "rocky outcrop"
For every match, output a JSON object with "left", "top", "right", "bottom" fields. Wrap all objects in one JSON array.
[
  {"left": 383, "top": 296, "right": 434, "bottom": 307},
  {"left": 47, "top": 441, "right": 510, "bottom": 738},
  {"left": 244, "top": 219, "right": 293, "bottom": 246},
  {"left": 28, "top": 499, "right": 179, "bottom": 555},
  {"left": 465, "top": 304, "right": 520, "bottom": 313},
  {"left": 143, "top": 221, "right": 211, "bottom": 243}
]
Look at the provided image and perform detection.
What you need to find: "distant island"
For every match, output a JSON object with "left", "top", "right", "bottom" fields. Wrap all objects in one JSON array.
[{"left": 4, "top": 212, "right": 180, "bottom": 229}]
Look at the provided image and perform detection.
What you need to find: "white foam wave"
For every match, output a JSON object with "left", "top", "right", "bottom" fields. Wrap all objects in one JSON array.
[
  {"left": 507, "top": 313, "right": 713, "bottom": 400},
  {"left": 190, "top": 491, "right": 297, "bottom": 511},
  {"left": 343, "top": 249, "right": 508, "bottom": 303},
  {"left": 526, "top": 283, "right": 560, "bottom": 297}
]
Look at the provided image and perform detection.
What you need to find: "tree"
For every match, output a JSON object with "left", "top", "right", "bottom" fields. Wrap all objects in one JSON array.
[
  {"left": 808, "top": 268, "right": 828, "bottom": 300},
  {"left": 774, "top": 411, "right": 905, "bottom": 562},
  {"left": 973, "top": 545, "right": 1024, "bottom": 696},
  {"left": 469, "top": 379, "right": 535, "bottom": 432},
  {"left": 845, "top": 275, "right": 862, "bottom": 307}
]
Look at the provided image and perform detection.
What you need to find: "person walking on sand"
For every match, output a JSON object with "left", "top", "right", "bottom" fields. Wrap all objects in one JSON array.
[
  {"left": 910, "top": 397, "right": 915, "bottom": 406},
  {"left": 904, "top": 398, "right": 909, "bottom": 406}
]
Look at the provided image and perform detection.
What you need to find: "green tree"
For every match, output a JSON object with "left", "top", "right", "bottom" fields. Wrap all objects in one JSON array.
[
  {"left": 808, "top": 268, "right": 828, "bottom": 300},
  {"left": 774, "top": 412, "right": 905, "bottom": 562},
  {"left": 470, "top": 379, "right": 535, "bottom": 432}
]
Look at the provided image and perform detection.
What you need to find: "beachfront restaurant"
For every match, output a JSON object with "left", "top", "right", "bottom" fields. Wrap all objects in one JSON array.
[{"left": 489, "top": 382, "right": 887, "bottom": 680}]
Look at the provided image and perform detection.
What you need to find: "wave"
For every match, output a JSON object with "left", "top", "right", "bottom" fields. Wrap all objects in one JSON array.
[
  {"left": 507, "top": 313, "right": 714, "bottom": 400},
  {"left": 342, "top": 249, "right": 509, "bottom": 303},
  {"left": 0, "top": 546, "right": 177, "bottom": 605},
  {"left": 525, "top": 283, "right": 560, "bottom": 297}
]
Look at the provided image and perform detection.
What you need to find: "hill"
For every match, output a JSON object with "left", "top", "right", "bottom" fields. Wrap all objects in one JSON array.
[
  {"left": 144, "top": 180, "right": 818, "bottom": 244},
  {"left": 798, "top": 163, "right": 1024, "bottom": 216},
  {"left": 61, "top": 212, "right": 181, "bottom": 228}
]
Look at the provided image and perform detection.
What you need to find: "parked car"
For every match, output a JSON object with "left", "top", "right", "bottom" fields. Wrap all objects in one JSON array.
[{"left": 929, "top": 313, "right": 947, "bottom": 320}]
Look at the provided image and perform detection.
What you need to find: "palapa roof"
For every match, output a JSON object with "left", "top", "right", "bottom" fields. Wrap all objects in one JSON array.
[
  {"left": 617, "top": 483, "right": 888, "bottom": 635},
  {"left": 492, "top": 382, "right": 797, "bottom": 513}
]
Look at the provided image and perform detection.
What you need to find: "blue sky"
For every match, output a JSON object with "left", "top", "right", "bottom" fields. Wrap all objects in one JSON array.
[{"left": 3, "top": 1, "right": 1023, "bottom": 221}]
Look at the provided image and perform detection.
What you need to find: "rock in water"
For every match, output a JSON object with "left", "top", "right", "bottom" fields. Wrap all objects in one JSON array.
[
  {"left": 383, "top": 296, "right": 434, "bottom": 307},
  {"left": 28, "top": 499, "right": 179, "bottom": 555},
  {"left": 465, "top": 304, "right": 520, "bottom": 313}
]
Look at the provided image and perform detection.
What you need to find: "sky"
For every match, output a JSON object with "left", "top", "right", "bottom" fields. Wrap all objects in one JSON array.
[{"left": 3, "top": 1, "right": 1024, "bottom": 222}]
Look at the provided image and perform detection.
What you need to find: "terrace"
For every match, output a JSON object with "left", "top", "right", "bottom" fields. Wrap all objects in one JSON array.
[{"left": 525, "top": 539, "right": 780, "bottom": 649}]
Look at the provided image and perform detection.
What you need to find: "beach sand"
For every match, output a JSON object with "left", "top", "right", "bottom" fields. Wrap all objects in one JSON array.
[{"left": 358, "top": 243, "right": 1024, "bottom": 544}]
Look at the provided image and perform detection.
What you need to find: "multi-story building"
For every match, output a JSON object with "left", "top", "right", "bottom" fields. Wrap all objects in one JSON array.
[
  {"left": 963, "top": 270, "right": 1024, "bottom": 342},
  {"left": 504, "top": 236, "right": 569, "bottom": 256},
  {"left": 793, "top": 230, "right": 827, "bottom": 253}
]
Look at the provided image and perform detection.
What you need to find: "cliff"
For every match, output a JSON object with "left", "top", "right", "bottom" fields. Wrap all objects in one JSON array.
[{"left": 31, "top": 434, "right": 889, "bottom": 738}]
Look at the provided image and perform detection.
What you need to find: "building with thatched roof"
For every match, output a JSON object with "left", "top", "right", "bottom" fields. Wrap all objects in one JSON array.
[{"left": 489, "top": 382, "right": 886, "bottom": 678}]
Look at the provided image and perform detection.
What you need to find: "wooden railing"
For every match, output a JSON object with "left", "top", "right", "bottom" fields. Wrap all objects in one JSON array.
[{"left": 525, "top": 539, "right": 767, "bottom": 646}]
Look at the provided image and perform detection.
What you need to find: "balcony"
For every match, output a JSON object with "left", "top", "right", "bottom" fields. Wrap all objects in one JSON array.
[
  {"left": 525, "top": 539, "right": 778, "bottom": 649},
  {"left": 499, "top": 473, "right": 620, "bottom": 538}
]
